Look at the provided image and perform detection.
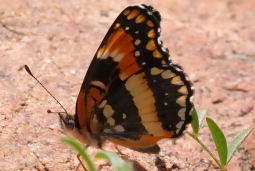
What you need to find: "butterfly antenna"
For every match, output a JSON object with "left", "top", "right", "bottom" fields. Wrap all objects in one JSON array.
[{"left": 24, "top": 65, "right": 69, "bottom": 114}]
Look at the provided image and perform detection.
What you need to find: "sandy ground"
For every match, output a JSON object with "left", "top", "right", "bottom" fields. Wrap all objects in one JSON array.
[{"left": 0, "top": 0, "right": 254, "bottom": 170}]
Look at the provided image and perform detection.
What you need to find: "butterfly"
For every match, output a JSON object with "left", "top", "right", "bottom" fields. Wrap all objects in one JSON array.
[{"left": 60, "top": 4, "right": 194, "bottom": 153}]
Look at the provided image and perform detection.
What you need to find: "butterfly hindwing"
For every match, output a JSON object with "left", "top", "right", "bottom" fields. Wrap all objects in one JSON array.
[{"left": 75, "top": 4, "right": 193, "bottom": 152}]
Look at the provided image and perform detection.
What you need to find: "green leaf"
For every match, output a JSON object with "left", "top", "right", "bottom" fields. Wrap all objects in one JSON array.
[
  {"left": 227, "top": 127, "right": 254, "bottom": 163},
  {"left": 61, "top": 137, "right": 97, "bottom": 171},
  {"left": 191, "top": 108, "right": 207, "bottom": 134},
  {"left": 95, "top": 151, "right": 134, "bottom": 171},
  {"left": 206, "top": 117, "right": 228, "bottom": 166},
  {"left": 191, "top": 108, "right": 199, "bottom": 134}
]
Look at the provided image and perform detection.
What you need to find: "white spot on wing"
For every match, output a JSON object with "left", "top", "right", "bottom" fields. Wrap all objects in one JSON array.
[
  {"left": 122, "top": 113, "right": 127, "bottom": 119},
  {"left": 90, "top": 81, "right": 106, "bottom": 90},
  {"left": 104, "top": 129, "right": 112, "bottom": 133},
  {"left": 103, "top": 105, "right": 114, "bottom": 117},
  {"left": 99, "top": 100, "right": 107, "bottom": 108},
  {"left": 175, "top": 67, "right": 182, "bottom": 72},
  {"left": 191, "top": 86, "right": 195, "bottom": 91},
  {"left": 178, "top": 108, "right": 186, "bottom": 120},
  {"left": 107, "top": 117, "right": 115, "bottom": 126},
  {"left": 134, "top": 51, "right": 140, "bottom": 57},
  {"left": 134, "top": 39, "right": 141, "bottom": 46},
  {"left": 157, "top": 37, "right": 161, "bottom": 45},
  {"left": 141, "top": 62, "right": 146, "bottom": 66},
  {"left": 137, "top": 4, "right": 145, "bottom": 9},
  {"left": 176, "top": 121, "right": 184, "bottom": 134},
  {"left": 190, "top": 95, "right": 194, "bottom": 103},
  {"left": 114, "top": 125, "right": 125, "bottom": 132},
  {"left": 162, "top": 47, "right": 167, "bottom": 52}
]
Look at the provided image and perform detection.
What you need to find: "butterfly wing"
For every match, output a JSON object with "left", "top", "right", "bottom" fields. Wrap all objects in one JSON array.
[{"left": 75, "top": 4, "right": 194, "bottom": 153}]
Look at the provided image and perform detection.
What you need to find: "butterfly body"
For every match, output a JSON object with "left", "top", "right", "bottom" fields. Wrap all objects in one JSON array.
[{"left": 62, "top": 4, "right": 193, "bottom": 153}]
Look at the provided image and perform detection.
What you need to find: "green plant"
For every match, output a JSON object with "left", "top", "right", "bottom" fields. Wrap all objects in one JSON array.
[
  {"left": 61, "top": 137, "right": 134, "bottom": 171},
  {"left": 61, "top": 108, "right": 254, "bottom": 171},
  {"left": 187, "top": 108, "right": 254, "bottom": 171}
]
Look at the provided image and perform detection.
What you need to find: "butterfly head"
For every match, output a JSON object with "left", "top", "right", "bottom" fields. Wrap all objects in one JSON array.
[
  {"left": 59, "top": 110, "right": 103, "bottom": 147},
  {"left": 58, "top": 112, "right": 77, "bottom": 129}
]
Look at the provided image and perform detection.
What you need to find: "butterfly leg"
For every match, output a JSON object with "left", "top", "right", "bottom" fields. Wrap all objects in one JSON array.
[
  {"left": 114, "top": 145, "right": 126, "bottom": 156},
  {"left": 75, "top": 154, "right": 88, "bottom": 171},
  {"left": 75, "top": 144, "right": 90, "bottom": 171}
]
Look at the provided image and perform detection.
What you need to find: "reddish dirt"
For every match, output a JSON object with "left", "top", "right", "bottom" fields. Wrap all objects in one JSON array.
[{"left": 0, "top": 0, "right": 254, "bottom": 170}]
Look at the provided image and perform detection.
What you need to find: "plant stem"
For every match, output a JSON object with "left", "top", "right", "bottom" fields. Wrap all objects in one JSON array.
[{"left": 186, "top": 132, "right": 226, "bottom": 170}]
